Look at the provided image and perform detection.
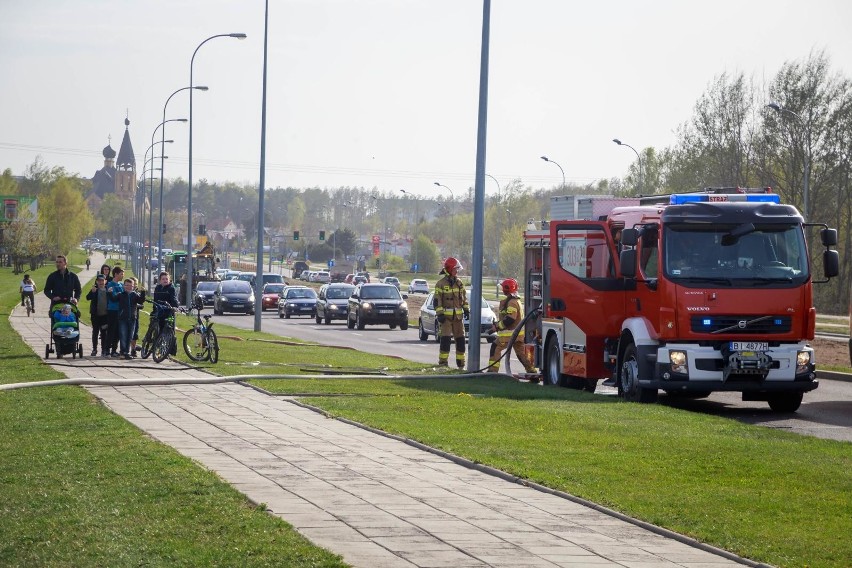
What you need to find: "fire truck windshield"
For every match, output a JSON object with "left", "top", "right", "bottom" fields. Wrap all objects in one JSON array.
[{"left": 664, "top": 225, "right": 808, "bottom": 284}]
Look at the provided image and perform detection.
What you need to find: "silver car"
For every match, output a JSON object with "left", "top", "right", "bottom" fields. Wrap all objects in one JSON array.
[{"left": 418, "top": 291, "right": 496, "bottom": 343}]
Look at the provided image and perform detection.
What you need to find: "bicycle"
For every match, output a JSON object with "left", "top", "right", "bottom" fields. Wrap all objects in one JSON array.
[
  {"left": 182, "top": 300, "right": 219, "bottom": 363},
  {"left": 140, "top": 300, "right": 177, "bottom": 361},
  {"left": 23, "top": 295, "right": 33, "bottom": 317},
  {"left": 152, "top": 308, "right": 182, "bottom": 364}
]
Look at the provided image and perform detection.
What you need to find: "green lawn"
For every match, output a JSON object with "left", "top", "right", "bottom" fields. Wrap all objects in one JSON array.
[{"left": 1, "top": 251, "right": 850, "bottom": 568}]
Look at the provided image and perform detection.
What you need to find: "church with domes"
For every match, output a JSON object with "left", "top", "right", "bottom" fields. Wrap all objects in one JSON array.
[{"left": 86, "top": 117, "right": 139, "bottom": 213}]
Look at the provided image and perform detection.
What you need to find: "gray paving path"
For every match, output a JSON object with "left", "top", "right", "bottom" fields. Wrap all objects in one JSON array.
[{"left": 10, "top": 277, "right": 752, "bottom": 567}]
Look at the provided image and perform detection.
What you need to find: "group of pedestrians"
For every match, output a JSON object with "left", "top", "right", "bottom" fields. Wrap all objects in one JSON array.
[
  {"left": 38, "top": 254, "right": 181, "bottom": 361},
  {"left": 86, "top": 264, "right": 146, "bottom": 359}
]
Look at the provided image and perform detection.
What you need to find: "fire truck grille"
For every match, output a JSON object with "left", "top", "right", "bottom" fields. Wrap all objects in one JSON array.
[{"left": 690, "top": 315, "right": 792, "bottom": 334}]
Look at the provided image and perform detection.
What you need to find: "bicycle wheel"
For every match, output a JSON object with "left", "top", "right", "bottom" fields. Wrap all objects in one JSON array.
[
  {"left": 183, "top": 327, "right": 209, "bottom": 362},
  {"left": 140, "top": 325, "right": 157, "bottom": 359},
  {"left": 26, "top": 299, "right": 32, "bottom": 317},
  {"left": 207, "top": 329, "right": 219, "bottom": 364},
  {"left": 152, "top": 329, "right": 173, "bottom": 363}
]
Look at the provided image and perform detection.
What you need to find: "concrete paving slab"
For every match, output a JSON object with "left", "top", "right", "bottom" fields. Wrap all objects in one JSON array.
[{"left": 8, "top": 300, "right": 758, "bottom": 568}]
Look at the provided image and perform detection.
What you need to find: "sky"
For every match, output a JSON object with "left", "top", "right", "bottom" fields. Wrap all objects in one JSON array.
[{"left": 2, "top": 0, "right": 851, "bottom": 199}]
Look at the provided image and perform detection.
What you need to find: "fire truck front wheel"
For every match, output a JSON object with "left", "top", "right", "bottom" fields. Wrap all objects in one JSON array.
[
  {"left": 543, "top": 338, "right": 567, "bottom": 387},
  {"left": 618, "top": 343, "right": 658, "bottom": 403},
  {"left": 767, "top": 392, "right": 803, "bottom": 413}
]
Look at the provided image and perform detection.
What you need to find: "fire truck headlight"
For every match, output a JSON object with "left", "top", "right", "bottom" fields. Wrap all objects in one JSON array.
[
  {"left": 796, "top": 350, "right": 812, "bottom": 374},
  {"left": 669, "top": 350, "right": 688, "bottom": 374}
]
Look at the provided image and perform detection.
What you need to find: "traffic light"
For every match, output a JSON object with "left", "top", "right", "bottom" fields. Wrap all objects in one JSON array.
[
  {"left": 293, "top": 230, "right": 300, "bottom": 241},
  {"left": 319, "top": 230, "right": 325, "bottom": 241},
  {"left": 162, "top": 223, "right": 167, "bottom": 234},
  {"left": 198, "top": 224, "right": 206, "bottom": 236}
]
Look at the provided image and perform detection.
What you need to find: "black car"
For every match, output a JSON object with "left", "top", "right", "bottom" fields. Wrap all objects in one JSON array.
[
  {"left": 347, "top": 283, "right": 408, "bottom": 330},
  {"left": 277, "top": 286, "right": 318, "bottom": 319},
  {"left": 213, "top": 280, "right": 255, "bottom": 315},
  {"left": 316, "top": 283, "right": 355, "bottom": 324},
  {"left": 193, "top": 281, "right": 219, "bottom": 307}
]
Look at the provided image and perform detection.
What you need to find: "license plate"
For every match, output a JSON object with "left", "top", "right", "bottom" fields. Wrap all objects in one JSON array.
[
  {"left": 299, "top": 306, "right": 310, "bottom": 310},
  {"left": 730, "top": 341, "right": 768, "bottom": 352},
  {"left": 378, "top": 309, "right": 393, "bottom": 314},
  {"left": 232, "top": 304, "right": 243, "bottom": 309}
]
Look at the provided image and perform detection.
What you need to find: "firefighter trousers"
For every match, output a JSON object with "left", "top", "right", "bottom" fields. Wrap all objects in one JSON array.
[
  {"left": 488, "top": 333, "right": 536, "bottom": 373},
  {"left": 438, "top": 318, "right": 465, "bottom": 368}
]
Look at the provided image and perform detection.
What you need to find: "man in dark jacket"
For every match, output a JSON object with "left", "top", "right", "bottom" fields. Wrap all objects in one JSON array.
[{"left": 43, "top": 255, "right": 81, "bottom": 311}]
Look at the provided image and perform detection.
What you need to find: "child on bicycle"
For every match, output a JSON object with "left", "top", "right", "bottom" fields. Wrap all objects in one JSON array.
[
  {"left": 20, "top": 274, "right": 36, "bottom": 311},
  {"left": 129, "top": 277, "right": 146, "bottom": 356},
  {"left": 153, "top": 271, "right": 179, "bottom": 332}
]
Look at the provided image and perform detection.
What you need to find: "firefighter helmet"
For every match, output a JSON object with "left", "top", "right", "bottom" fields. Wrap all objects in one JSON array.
[
  {"left": 443, "top": 257, "right": 463, "bottom": 273},
  {"left": 501, "top": 278, "right": 519, "bottom": 295}
]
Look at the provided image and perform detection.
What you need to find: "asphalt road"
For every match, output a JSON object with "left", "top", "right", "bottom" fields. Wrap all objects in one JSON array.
[{"left": 215, "top": 309, "right": 852, "bottom": 443}]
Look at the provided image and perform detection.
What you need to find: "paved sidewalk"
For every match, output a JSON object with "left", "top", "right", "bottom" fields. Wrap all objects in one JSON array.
[{"left": 10, "top": 303, "right": 753, "bottom": 567}]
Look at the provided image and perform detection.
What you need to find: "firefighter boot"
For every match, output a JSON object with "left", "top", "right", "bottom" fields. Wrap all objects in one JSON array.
[
  {"left": 455, "top": 337, "right": 466, "bottom": 369},
  {"left": 438, "top": 336, "right": 451, "bottom": 367}
]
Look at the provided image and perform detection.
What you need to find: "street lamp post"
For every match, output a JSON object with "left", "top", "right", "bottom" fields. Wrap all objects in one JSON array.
[
  {"left": 158, "top": 86, "right": 206, "bottom": 287},
  {"left": 400, "top": 190, "right": 419, "bottom": 272},
  {"left": 187, "top": 32, "right": 246, "bottom": 307},
  {"left": 767, "top": 102, "right": 810, "bottom": 221},
  {"left": 612, "top": 138, "right": 642, "bottom": 194},
  {"left": 147, "top": 118, "right": 186, "bottom": 289},
  {"left": 433, "top": 182, "right": 455, "bottom": 257},
  {"left": 540, "top": 155, "right": 566, "bottom": 189},
  {"left": 485, "top": 174, "right": 501, "bottom": 294}
]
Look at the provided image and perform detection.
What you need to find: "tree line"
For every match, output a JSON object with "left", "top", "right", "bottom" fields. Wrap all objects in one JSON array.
[{"left": 2, "top": 52, "right": 849, "bottom": 312}]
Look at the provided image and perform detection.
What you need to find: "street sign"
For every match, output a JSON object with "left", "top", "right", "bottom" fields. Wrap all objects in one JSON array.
[{"left": 328, "top": 259, "right": 335, "bottom": 268}]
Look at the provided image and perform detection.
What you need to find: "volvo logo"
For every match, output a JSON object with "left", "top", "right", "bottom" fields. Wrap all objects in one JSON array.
[
  {"left": 686, "top": 307, "right": 711, "bottom": 312},
  {"left": 738, "top": 320, "right": 747, "bottom": 329}
]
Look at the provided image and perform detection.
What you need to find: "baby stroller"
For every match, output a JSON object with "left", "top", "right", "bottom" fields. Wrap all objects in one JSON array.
[{"left": 45, "top": 302, "right": 83, "bottom": 359}]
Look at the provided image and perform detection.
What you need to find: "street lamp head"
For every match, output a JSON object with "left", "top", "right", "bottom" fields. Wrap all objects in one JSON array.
[
  {"left": 433, "top": 182, "right": 441, "bottom": 187},
  {"left": 229, "top": 33, "right": 248, "bottom": 39},
  {"left": 540, "top": 156, "right": 549, "bottom": 162},
  {"left": 194, "top": 85, "right": 209, "bottom": 91},
  {"left": 767, "top": 102, "right": 782, "bottom": 112},
  {"left": 612, "top": 139, "right": 623, "bottom": 145}
]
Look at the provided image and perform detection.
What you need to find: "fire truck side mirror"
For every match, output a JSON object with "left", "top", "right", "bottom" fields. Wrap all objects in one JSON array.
[
  {"left": 620, "top": 228, "right": 638, "bottom": 247},
  {"left": 620, "top": 249, "right": 637, "bottom": 278},
  {"left": 823, "top": 250, "right": 839, "bottom": 278},
  {"left": 820, "top": 228, "right": 838, "bottom": 247}
]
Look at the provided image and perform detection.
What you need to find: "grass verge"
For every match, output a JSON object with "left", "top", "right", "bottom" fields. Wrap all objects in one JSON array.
[
  {"left": 0, "top": 252, "right": 348, "bottom": 567},
  {"left": 3, "top": 251, "right": 850, "bottom": 567}
]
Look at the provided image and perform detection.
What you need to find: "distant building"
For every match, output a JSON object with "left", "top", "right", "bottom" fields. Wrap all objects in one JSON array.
[{"left": 86, "top": 117, "right": 140, "bottom": 215}]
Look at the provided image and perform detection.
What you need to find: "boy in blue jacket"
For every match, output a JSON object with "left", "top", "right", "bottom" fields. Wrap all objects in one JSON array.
[{"left": 114, "top": 278, "right": 144, "bottom": 359}]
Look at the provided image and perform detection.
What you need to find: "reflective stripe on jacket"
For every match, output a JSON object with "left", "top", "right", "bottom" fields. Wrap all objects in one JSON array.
[{"left": 434, "top": 274, "right": 468, "bottom": 320}]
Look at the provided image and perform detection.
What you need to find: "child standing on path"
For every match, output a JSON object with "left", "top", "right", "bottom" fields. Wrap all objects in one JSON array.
[
  {"left": 86, "top": 274, "right": 110, "bottom": 356},
  {"left": 115, "top": 278, "right": 144, "bottom": 359},
  {"left": 106, "top": 266, "right": 124, "bottom": 357}
]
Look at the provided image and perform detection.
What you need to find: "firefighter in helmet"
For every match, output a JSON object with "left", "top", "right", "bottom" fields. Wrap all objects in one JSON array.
[
  {"left": 487, "top": 277, "right": 537, "bottom": 375},
  {"left": 435, "top": 257, "right": 469, "bottom": 368}
]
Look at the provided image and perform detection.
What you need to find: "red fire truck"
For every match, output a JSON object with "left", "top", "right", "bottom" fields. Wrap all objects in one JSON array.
[{"left": 522, "top": 188, "right": 839, "bottom": 412}]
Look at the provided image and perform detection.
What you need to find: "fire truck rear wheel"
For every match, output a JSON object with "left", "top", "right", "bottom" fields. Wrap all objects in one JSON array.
[
  {"left": 619, "top": 343, "right": 658, "bottom": 403},
  {"left": 767, "top": 392, "right": 803, "bottom": 413},
  {"left": 543, "top": 338, "right": 567, "bottom": 387}
]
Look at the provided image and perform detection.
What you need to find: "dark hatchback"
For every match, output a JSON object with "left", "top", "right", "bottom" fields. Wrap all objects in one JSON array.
[
  {"left": 213, "top": 280, "right": 255, "bottom": 315},
  {"left": 277, "top": 286, "right": 318, "bottom": 319},
  {"left": 347, "top": 283, "right": 408, "bottom": 330},
  {"left": 193, "top": 281, "right": 219, "bottom": 307},
  {"left": 316, "top": 283, "right": 355, "bottom": 324}
]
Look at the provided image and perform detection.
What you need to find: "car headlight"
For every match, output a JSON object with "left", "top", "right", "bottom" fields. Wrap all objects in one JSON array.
[
  {"left": 362, "top": 302, "right": 372, "bottom": 309},
  {"left": 796, "top": 350, "right": 811, "bottom": 374},
  {"left": 328, "top": 304, "right": 338, "bottom": 311},
  {"left": 249, "top": 294, "right": 255, "bottom": 302},
  {"left": 400, "top": 301, "right": 408, "bottom": 310},
  {"left": 669, "top": 350, "right": 688, "bottom": 374}
]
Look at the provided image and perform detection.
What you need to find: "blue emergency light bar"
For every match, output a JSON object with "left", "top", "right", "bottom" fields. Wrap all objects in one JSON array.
[{"left": 670, "top": 193, "right": 780, "bottom": 205}]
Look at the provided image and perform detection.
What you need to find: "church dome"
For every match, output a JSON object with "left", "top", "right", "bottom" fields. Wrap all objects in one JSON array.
[{"left": 103, "top": 144, "right": 117, "bottom": 159}]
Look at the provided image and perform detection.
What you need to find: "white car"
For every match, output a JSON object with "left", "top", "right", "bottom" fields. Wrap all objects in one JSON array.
[
  {"left": 418, "top": 291, "right": 496, "bottom": 343},
  {"left": 408, "top": 279, "right": 429, "bottom": 294},
  {"left": 314, "top": 270, "right": 330, "bottom": 283},
  {"left": 382, "top": 276, "right": 401, "bottom": 289}
]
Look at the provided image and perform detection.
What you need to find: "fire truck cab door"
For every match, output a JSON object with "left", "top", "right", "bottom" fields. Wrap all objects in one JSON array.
[{"left": 549, "top": 222, "right": 628, "bottom": 335}]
